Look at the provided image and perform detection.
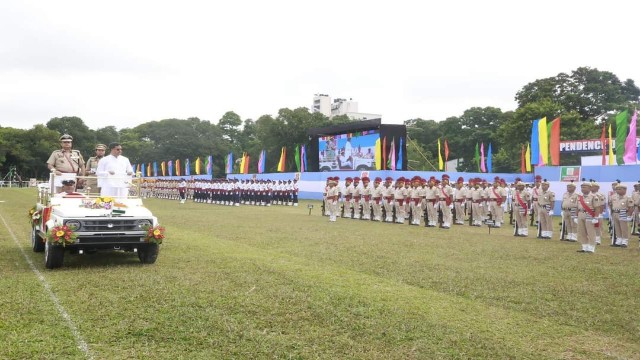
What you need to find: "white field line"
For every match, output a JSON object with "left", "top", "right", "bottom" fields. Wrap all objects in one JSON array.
[{"left": 0, "top": 212, "right": 93, "bottom": 359}]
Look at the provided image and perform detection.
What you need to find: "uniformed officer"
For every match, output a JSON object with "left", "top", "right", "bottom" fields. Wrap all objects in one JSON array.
[
  {"left": 488, "top": 177, "right": 506, "bottom": 228},
  {"left": 610, "top": 183, "right": 633, "bottom": 247},
  {"left": 453, "top": 177, "right": 466, "bottom": 225},
  {"left": 382, "top": 177, "right": 395, "bottom": 222},
  {"left": 576, "top": 180, "right": 602, "bottom": 253},
  {"left": 326, "top": 178, "right": 340, "bottom": 222},
  {"left": 371, "top": 177, "right": 384, "bottom": 221},
  {"left": 537, "top": 179, "right": 555, "bottom": 239},
  {"left": 590, "top": 180, "right": 606, "bottom": 245},
  {"left": 560, "top": 182, "right": 579, "bottom": 241},
  {"left": 84, "top": 143, "right": 106, "bottom": 194},
  {"left": 513, "top": 181, "right": 531, "bottom": 236},
  {"left": 438, "top": 174, "right": 454, "bottom": 228},
  {"left": 47, "top": 134, "right": 85, "bottom": 189}
]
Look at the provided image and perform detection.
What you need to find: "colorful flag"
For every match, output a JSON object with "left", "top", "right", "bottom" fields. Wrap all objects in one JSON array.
[
  {"left": 474, "top": 143, "right": 480, "bottom": 172},
  {"left": 487, "top": 143, "right": 492, "bottom": 173},
  {"left": 301, "top": 145, "right": 306, "bottom": 173},
  {"left": 226, "top": 153, "right": 233, "bottom": 174},
  {"left": 623, "top": 110, "right": 637, "bottom": 164},
  {"left": 206, "top": 156, "right": 212, "bottom": 175},
  {"left": 257, "top": 150, "right": 265, "bottom": 174},
  {"left": 600, "top": 124, "right": 606, "bottom": 166},
  {"left": 530, "top": 118, "right": 540, "bottom": 165},
  {"left": 146, "top": 163, "right": 151, "bottom": 177},
  {"left": 480, "top": 142, "right": 486, "bottom": 173},
  {"left": 161, "top": 161, "right": 166, "bottom": 176},
  {"left": 277, "top": 147, "right": 286, "bottom": 172},
  {"left": 168, "top": 160, "right": 173, "bottom": 176},
  {"left": 382, "top": 137, "right": 387, "bottom": 170},
  {"left": 615, "top": 110, "right": 629, "bottom": 165},
  {"left": 388, "top": 138, "right": 396, "bottom": 170},
  {"left": 548, "top": 117, "right": 560, "bottom": 166},
  {"left": 175, "top": 159, "right": 181, "bottom": 176},
  {"left": 195, "top": 157, "right": 201, "bottom": 175},
  {"left": 138, "top": 163, "right": 142, "bottom": 177},
  {"left": 608, "top": 124, "right": 614, "bottom": 165},
  {"left": 437, "top": 138, "right": 444, "bottom": 171},
  {"left": 153, "top": 162, "right": 158, "bottom": 177},
  {"left": 244, "top": 154, "right": 250, "bottom": 174},
  {"left": 374, "top": 138, "right": 381, "bottom": 170},
  {"left": 239, "top": 153, "right": 246, "bottom": 174},
  {"left": 185, "top": 158, "right": 190, "bottom": 176},
  {"left": 521, "top": 145, "right": 525, "bottom": 174},
  {"left": 538, "top": 117, "right": 548, "bottom": 165},
  {"left": 444, "top": 139, "right": 449, "bottom": 171},
  {"left": 525, "top": 143, "right": 531, "bottom": 172},
  {"left": 294, "top": 145, "right": 301, "bottom": 172},
  {"left": 396, "top": 137, "right": 403, "bottom": 170}
]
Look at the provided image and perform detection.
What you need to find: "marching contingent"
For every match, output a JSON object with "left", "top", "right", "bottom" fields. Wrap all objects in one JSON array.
[
  {"left": 322, "top": 174, "right": 640, "bottom": 253},
  {"left": 139, "top": 178, "right": 300, "bottom": 207}
]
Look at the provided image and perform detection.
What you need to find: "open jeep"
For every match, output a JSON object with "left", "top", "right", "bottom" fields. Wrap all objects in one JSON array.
[{"left": 30, "top": 174, "right": 162, "bottom": 269}]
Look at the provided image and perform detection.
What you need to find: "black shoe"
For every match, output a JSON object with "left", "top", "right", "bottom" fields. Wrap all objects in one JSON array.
[
  {"left": 621, "top": 244, "right": 628, "bottom": 248},
  {"left": 610, "top": 244, "right": 621, "bottom": 247},
  {"left": 576, "top": 250, "right": 586, "bottom": 253}
]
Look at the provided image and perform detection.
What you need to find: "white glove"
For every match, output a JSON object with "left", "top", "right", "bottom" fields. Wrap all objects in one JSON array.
[
  {"left": 560, "top": 211, "right": 564, "bottom": 217},
  {"left": 549, "top": 210, "right": 554, "bottom": 216},
  {"left": 449, "top": 204, "right": 453, "bottom": 209},
  {"left": 502, "top": 204, "right": 507, "bottom": 211},
  {"left": 591, "top": 218, "right": 598, "bottom": 224},
  {"left": 573, "top": 218, "right": 578, "bottom": 224}
]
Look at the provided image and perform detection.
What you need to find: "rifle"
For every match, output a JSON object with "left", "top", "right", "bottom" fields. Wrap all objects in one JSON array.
[
  {"left": 340, "top": 200, "right": 345, "bottom": 218},
  {"left": 381, "top": 203, "right": 387, "bottom": 222},
  {"left": 392, "top": 204, "right": 397, "bottom": 223},
  {"left": 631, "top": 210, "right": 638, "bottom": 235},
  {"left": 536, "top": 206, "right": 543, "bottom": 238},
  {"left": 509, "top": 203, "right": 514, "bottom": 225},
  {"left": 529, "top": 203, "right": 536, "bottom": 227},
  {"left": 437, "top": 204, "right": 444, "bottom": 228},
  {"left": 408, "top": 207, "right": 413, "bottom": 225},
  {"left": 559, "top": 212, "right": 566, "bottom": 241},
  {"left": 610, "top": 213, "right": 618, "bottom": 246},
  {"left": 468, "top": 202, "right": 473, "bottom": 226},
  {"left": 321, "top": 199, "right": 326, "bottom": 216}
]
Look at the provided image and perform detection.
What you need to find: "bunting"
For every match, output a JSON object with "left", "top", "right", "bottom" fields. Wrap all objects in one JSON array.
[
  {"left": 301, "top": 145, "right": 306, "bottom": 173},
  {"left": 444, "top": 139, "right": 449, "bottom": 171},
  {"left": 206, "top": 156, "right": 212, "bottom": 175},
  {"left": 623, "top": 110, "right": 637, "bottom": 164},
  {"left": 388, "top": 138, "right": 396, "bottom": 170},
  {"left": 382, "top": 137, "right": 387, "bottom": 170},
  {"left": 239, "top": 153, "right": 246, "bottom": 174},
  {"left": 294, "top": 146, "right": 301, "bottom": 172},
  {"left": 175, "top": 159, "right": 181, "bottom": 176},
  {"left": 161, "top": 161, "right": 166, "bottom": 176},
  {"left": 548, "top": 117, "right": 560, "bottom": 166},
  {"left": 396, "top": 137, "right": 403, "bottom": 170},
  {"left": 480, "top": 142, "right": 486, "bottom": 173},
  {"left": 146, "top": 163, "right": 151, "bottom": 177},
  {"left": 615, "top": 110, "right": 629, "bottom": 165},
  {"left": 257, "top": 150, "right": 265, "bottom": 174},
  {"left": 153, "top": 162, "right": 158, "bottom": 177},
  {"left": 226, "top": 153, "right": 233, "bottom": 174},
  {"left": 521, "top": 145, "right": 525, "bottom": 174},
  {"left": 277, "top": 147, "right": 286, "bottom": 172},
  {"left": 531, "top": 118, "right": 540, "bottom": 165},
  {"left": 195, "top": 157, "right": 201, "bottom": 175},
  {"left": 168, "top": 160, "right": 173, "bottom": 176},
  {"left": 538, "top": 117, "right": 548, "bottom": 166},
  {"left": 487, "top": 143, "right": 492, "bottom": 173},
  {"left": 608, "top": 124, "right": 614, "bottom": 165},
  {"left": 474, "top": 143, "right": 480, "bottom": 172},
  {"left": 437, "top": 138, "right": 443, "bottom": 171},
  {"left": 525, "top": 143, "right": 531, "bottom": 172},
  {"left": 185, "top": 158, "right": 190, "bottom": 176},
  {"left": 600, "top": 124, "right": 606, "bottom": 166}
]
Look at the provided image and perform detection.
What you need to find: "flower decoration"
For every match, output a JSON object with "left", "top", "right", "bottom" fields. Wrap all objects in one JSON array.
[
  {"left": 46, "top": 225, "right": 77, "bottom": 246},
  {"left": 143, "top": 225, "right": 165, "bottom": 244},
  {"left": 81, "top": 196, "right": 115, "bottom": 210},
  {"left": 28, "top": 206, "right": 42, "bottom": 226}
]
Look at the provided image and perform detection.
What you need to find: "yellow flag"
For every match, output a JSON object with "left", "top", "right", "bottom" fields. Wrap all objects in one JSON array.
[
  {"left": 374, "top": 138, "right": 381, "bottom": 170},
  {"left": 438, "top": 138, "right": 444, "bottom": 170},
  {"left": 525, "top": 143, "right": 531, "bottom": 172},
  {"left": 538, "top": 117, "right": 548, "bottom": 165},
  {"left": 608, "top": 124, "right": 614, "bottom": 165}
]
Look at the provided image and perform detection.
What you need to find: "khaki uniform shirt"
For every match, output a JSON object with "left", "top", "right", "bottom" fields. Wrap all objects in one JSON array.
[{"left": 47, "top": 149, "right": 85, "bottom": 174}]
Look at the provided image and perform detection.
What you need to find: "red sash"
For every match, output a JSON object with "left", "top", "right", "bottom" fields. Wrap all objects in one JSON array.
[
  {"left": 491, "top": 188, "right": 503, "bottom": 206},
  {"left": 396, "top": 199, "right": 404, "bottom": 206},
  {"left": 578, "top": 195, "right": 596, "bottom": 218},
  {"left": 413, "top": 198, "right": 421, "bottom": 205},
  {"left": 516, "top": 191, "right": 528, "bottom": 216},
  {"left": 440, "top": 188, "right": 452, "bottom": 206}
]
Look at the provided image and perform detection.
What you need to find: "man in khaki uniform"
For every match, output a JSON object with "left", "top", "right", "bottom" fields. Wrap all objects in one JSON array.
[
  {"left": 561, "top": 182, "right": 579, "bottom": 241},
  {"left": 438, "top": 174, "right": 454, "bottom": 228},
  {"left": 382, "top": 177, "right": 395, "bottom": 222},
  {"left": 371, "top": 177, "right": 384, "bottom": 221},
  {"left": 393, "top": 177, "right": 407, "bottom": 223},
  {"left": 610, "top": 183, "right": 633, "bottom": 247},
  {"left": 537, "top": 179, "right": 555, "bottom": 239},
  {"left": 47, "top": 134, "right": 85, "bottom": 190},
  {"left": 326, "top": 178, "right": 340, "bottom": 222},
  {"left": 513, "top": 181, "right": 531, "bottom": 236},
  {"left": 453, "top": 177, "right": 466, "bottom": 225},
  {"left": 361, "top": 177, "right": 372, "bottom": 220},
  {"left": 424, "top": 177, "right": 438, "bottom": 227},
  {"left": 590, "top": 181, "right": 606, "bottom": 245},
  {"left": 488, "top": 178, "right": 507, "bottom": 228},
  {"left": 576, "top": 180, "right": 602, "bottom": 253},
  {"left": 408, "top": 177, "right": 423, "bottom": 225},
  {"left": 84, "top": 143, "right": 106, "bottom": 194},
  {"left": 632, "top": 182, "right": 640, "bottom": 235},
  {"left": 470, "top": 180, "right": 484, "bottom": 227}
]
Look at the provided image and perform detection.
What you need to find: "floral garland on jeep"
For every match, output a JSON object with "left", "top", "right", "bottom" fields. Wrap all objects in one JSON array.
[
  {"left": 143, "top": 225, "right": 165, "bottom": 244},
  {"left": 28, "top": 206, "right": 42, "bottom": 226},
  {"left": 80, "top": 196, "right": 128, "bottom": 210},
  {"left": 46, "top": 225, "right": 77, "bottom": 246}
]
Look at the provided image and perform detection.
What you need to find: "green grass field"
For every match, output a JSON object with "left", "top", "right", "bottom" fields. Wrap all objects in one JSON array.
[{"left": 1, "top": 188, "right": 640, "bottom": 359}]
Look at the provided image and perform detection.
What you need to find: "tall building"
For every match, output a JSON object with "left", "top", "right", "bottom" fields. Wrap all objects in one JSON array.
[{"left": 312, "top": 94, "right": 381, "bottom": 121}]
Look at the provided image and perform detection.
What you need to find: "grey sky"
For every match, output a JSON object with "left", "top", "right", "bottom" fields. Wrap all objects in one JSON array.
[{"left": 1, "top": 0, "right": 638, "bottom": 130}]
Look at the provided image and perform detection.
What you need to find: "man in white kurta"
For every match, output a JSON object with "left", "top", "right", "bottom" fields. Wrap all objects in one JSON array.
[{"left": 96, "top": 143, "right": 133, "bottom": 198}]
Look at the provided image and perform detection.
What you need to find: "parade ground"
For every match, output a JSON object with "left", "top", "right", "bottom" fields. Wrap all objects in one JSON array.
[{"left": 2, "top": 188, "right": 640, "bottom": 359}]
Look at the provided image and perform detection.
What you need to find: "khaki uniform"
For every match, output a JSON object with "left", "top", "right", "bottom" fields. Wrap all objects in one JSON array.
[
  {"left": 611, "top": 194, "right": 633, "bottom": 246},
  {"left": 326, "top": 185, "right": 340, "bottom": 221},
  {"left": 424, "top": 186, "right": 438, "bottom": 227},
  {"left": 577, "top": 193, "right": 602, "bottom": 252},
  {"left": 470, "top": 187, "right": 484, "bottom": 226},
  {"left": 371, "top": 184, "right": 384, "bottom": 221},
  {"left": 393, "top": 186, "right": 407, "bottom": 223},
  {"left": 408, "top": 186, "right": 424, "bottom": 225},
  {"left": 381, "top": 185, "right": 395, "bottom": 222},
  {"left": 361, "top": 182, "right": 372, "bottom": 220},
  {"left": 454, "top": 186, "right": 467, "bottom": 225},
  {"left": 438, "top": 184, "right": 454, "bottom": 228},
  {"left": 488, "top": 185, "right": 506, "bottom": 227},
  {"left": 513, "top": 188, "right": 531, "bottom": 236},
  {"left": 537, "top": 189, "right": 555, "bottom": 238},
  {"left": 561, "top": 191, "right": 579, "bottom": 241}
]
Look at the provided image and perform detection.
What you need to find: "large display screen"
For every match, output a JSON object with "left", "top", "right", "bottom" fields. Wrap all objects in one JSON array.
[{"left": 318, "top": 130, "right": 378, "bottom": 171}]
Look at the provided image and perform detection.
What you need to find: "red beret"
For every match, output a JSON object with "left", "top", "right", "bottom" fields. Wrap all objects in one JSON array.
[
  {"left": 385, "top": 177, "right": 393, "bottom": 181},
  {"left": 374, "top": 177, "right": 382, "bottom": 182},
  {"left": 362, "top": 177, "right": 370, "bottom": 182},
  {"left": 442, "top": 174, "right": 450, "bottom": 180},
  {"left": 353, "top": 177, "right": 360, "bottom": 181},
  {"left": 345, "top": 177, "right": 353, "bottom": 181},
  {"left": 457, "top": 177, "right": 464, "bottom": 183}
]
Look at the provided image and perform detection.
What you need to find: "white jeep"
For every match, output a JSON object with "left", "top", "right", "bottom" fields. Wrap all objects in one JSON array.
[{"left": 31, "top": 175, "right": 162, "bottom": 269}]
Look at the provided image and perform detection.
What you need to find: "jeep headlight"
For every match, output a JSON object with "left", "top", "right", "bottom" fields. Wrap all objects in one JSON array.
[
  {"left": 65, "top": 220, "right": 81, "bottom": 231},
  {"left": 136, "top": 219, "right": 153, "bottom": 229}
]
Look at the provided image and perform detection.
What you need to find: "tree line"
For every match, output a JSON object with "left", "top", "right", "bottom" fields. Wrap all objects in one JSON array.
[{"left": 1, "top": 66, "right": 638, "bottom": 179}]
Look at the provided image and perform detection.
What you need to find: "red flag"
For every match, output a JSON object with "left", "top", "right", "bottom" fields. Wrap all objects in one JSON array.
[
  {"left": 444, "top": 139, "right": 449, "bottom": 171},
  {"left": 521, "top": 144, "right": 525, "bottom": 174},
  {"left": 600, "top": 123, "right": 606, "bottom": 166},
  {"left": 382, "top": 136, "right": 387, "bottom": 170},
  {"left": 549, "top": 117, "right": 561, "bottom": 166}
]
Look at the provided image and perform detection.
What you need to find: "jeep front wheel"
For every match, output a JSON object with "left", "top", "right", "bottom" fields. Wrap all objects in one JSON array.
[
  {"left": 44, "top": 241, "right": 64, "bottom": 269},
  {"left": 32, "top": 227, "right": 45, "bottom": 253},
  {"left": 138, "top": 244, "right": 159, "bottom": 264}
]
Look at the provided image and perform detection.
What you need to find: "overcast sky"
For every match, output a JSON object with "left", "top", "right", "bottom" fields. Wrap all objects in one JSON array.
[{"left": 1, "top": 0, "right": 638, "bottom": 131}]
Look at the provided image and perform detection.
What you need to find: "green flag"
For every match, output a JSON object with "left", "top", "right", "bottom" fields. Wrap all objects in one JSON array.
[
  {"left": 294, "top": 145, "right": 301, "bottom": 172},
  {"left": 615, "top": 110, "right": 629, "bottom": 165},
  {"left": 474, "top": 143, "right": 480, "bottom": 172}
]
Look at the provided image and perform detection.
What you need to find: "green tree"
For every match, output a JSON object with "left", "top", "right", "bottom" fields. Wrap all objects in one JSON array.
[{"left": 46, "top": 116, "right": 96, "bottom": 155}]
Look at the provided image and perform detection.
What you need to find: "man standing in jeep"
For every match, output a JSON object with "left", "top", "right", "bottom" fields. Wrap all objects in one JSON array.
[{"left": 47, "top": 134, "right": 85, "bottom": 190}]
